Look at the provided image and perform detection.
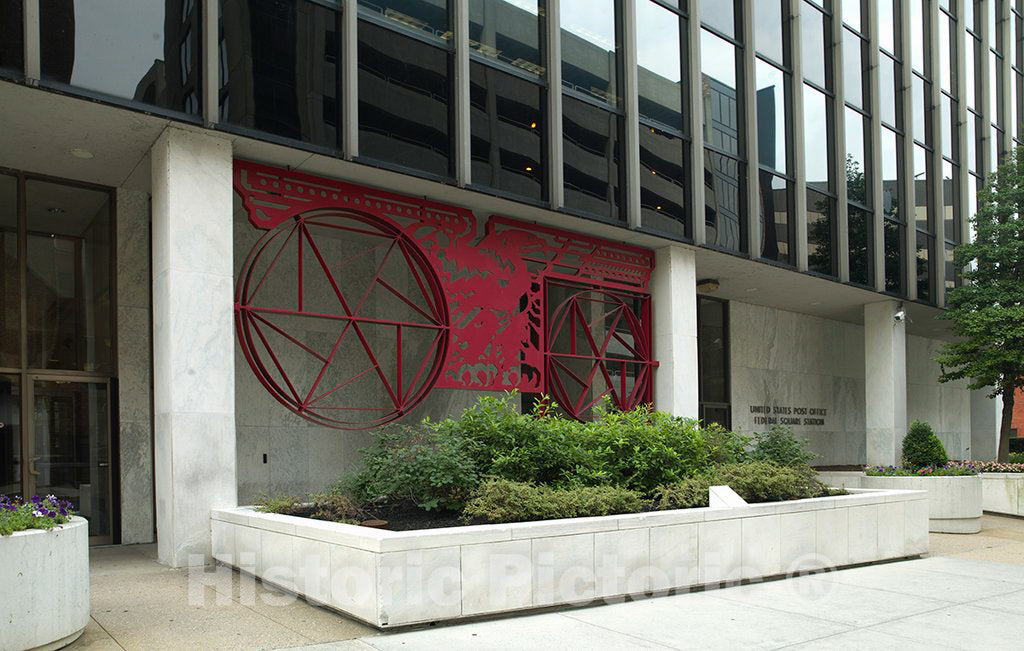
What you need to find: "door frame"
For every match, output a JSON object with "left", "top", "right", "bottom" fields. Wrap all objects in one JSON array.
[{"left": 23, "top": 373, "right": 115, "bottom": 545}]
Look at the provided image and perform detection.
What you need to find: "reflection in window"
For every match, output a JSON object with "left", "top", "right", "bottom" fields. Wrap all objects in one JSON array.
[
  {"left": 879, "top": 53, "right": 898, "bottom": 127},
  {"left": 913, "top": 143, "right": 930, "bottom": 231},
  {"left": 845, "top": 108, "right": 869, "bottom": 205},
  {"left": 756, "top": 60, "right": 787, "bottom": 174},
  {"left": 806, "top": 189, "right": 834, "bottom": 276},
  {"left": 24, "top": 180, "right": 113, "bottom": 373},
  {"left": 801, "top": 3, "right": 828, "bottom": 88},
  {"left": 848, "top": 205, "right": 872, "bottom": 286},
  {"left": 219, "top": 0, "right": 342, "bottom": 150},
  {"left": 639, "top": 126, "right": 687, "bottom": 237},
  {"left": 704, "top": 149, "right": 744, "bottom": 252},
  {"left": 560, "top": 0, "right": 619, "bottom": 106},
  {"left": 0, "top": 175, "right": 16, "bottom": 367},
  {"left": 358, "top": 21, "right": 452, "bottom": 178},
  {"left": 39, "top": 0, "right": 202, "bottom": 115},
  {"left": 357, "top": 0, "right": 450, "bottom": 38},
  {"left": 700, "top": 0, "right": 735, "bottom": 38},
  {"left": 563, "top": 95, "right": 622, "bottom": 221},
  {"left": 0, "top": 1, "right": 24, "bottom": 74},
  {"left": 943, "top": 160, "right": 958, "bottom": 241},
  {"left": 803, "top": 85, "right": 831, "bottom": 192},
  {"left": 917, "top": 232, "right": 933, "bottom": 302},
  {"left": 637, "top": 0, "right": 682, "bottom": 128},
  {"left": 881, "top": 128, "right": 900, "bottom": 220},
  {"left": 753, "top": 0, "right": 784, "bottom": 65},
  {"left": 944, "top": 242, "right": 958, "bottom": 290},
  {"left": 884, "top": 219, "right": 905, "bottom": 294},
  {"left": 759, "top": 171, "right": 791, "bottom": 264},
  {"left": 878, "top": 0, "right": 896, "bottom": 54},
  {"left": 701, "top": 29, "right": 740, "bottom": 156},
  {"left": 843, "top": 29, "right": 865, "bottom": 109},
  {"left": 470, "top": 62, "right": 544, "bottom": 201},
  {"left": 468, "top": 0, "right": 543, "bottom": 73},
  {"left": 697, "top": 297, "right": 728, "bottom": 406}
]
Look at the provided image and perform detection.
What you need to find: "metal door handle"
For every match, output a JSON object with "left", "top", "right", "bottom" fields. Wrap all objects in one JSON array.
[{"left": 29, "top": 456, "right": 40, "bottom": 477}]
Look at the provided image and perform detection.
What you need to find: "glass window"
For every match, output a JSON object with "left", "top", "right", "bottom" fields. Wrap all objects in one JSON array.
[
  {"left": 24, "top": 180, "right": 113, "bottom": 373},
  {"left": 878, "top": 0, "right": 897, "bottom": 54},
  {"left": 802, "top": 4, "right": 828, "bottom": 88},
  {"left": 701, "top": 29, "right": 740, "bottom": 155},
  {"left": 910, "top": 0, "right": 925, "bottom": 73},
  {"left": 755, "top": 60, "right": 787, "bottom": 174},
  {"left": 804, "top": 84, "right": 831, "bottom": 193},
  {"left": 807, "top": 189, "right": 834, "bottom": 276},
  {"left": 943, "top": 160, "right": 958, "bottom": 241},
  {"left": 358, "top": 21, "right": 452, "bottom": 178},
  {"left": 879, "top": 54, "right": 898, "bottom": 127},
  {"left": 843, "top": 29, "right": 865, "bottom": 109},
  {"left": 842, "top": 0, "right": 862, "bottom": 31},
  {"left": 912, "top": 75, "right": 928, "bottom": 144},
  {"left": 640, "top": 126, "right": 687, "bottom": 237},
  {"left": 967, "top": 112, "right": 980, "bottom": 173},
  {"left": 966, "top": 37, "right": 977, "bottom": 110},
  {"left": 219, "top": 0, "right": 342, "bottom": 150},
  {"left": 697, "top": 297, "right": 728, "bottom": 405},
  {"left": 563, "top": 95, "right": 621, "bottom": 220},
  {"left": 470, "top": 62, "right": 545, "bottom": 201},
  {"left": 637, "top": 0, "right": 683, "bottom": 128},
  {"left": 704, "top": 149, "right": 744, "bottom": 252},
  {"left": 0, "top": 1, "right": 23, "bottom": 75},
  {"left": 468, "top": 0, "right": 543, "bottom": 71},
  {"left": 700, "top": 0, "right": 735, "bottom": 38},
  {"left": 941, "top": 95, "right": 956, "bottom": 160},
  {"left": 945, "top": 242, "right": 958, "bottom": 290},
  {"left": 845, "top": 107, "right": 869, "bottom": 205},
  {"left": 848, "top": 205, "right": 873, "bottom": 286},
  {"left": 916, "top": 231, "right": 933, "bottom": 302},
  {"left": 753, "top": 0, "right": 784, "bottom": 65},
  {"left": 357, "top": 0, "right": 450, "bottom": 37},
  {"left": 759, "top": 171, "right": 791, "bottom": 264},
  {"left": 0, "top": 374, "right": 19, "bottom": 497},
  {"left": 0, "top": 174, "right": 16, "bottom": 367},
  {"left": 881, "top": 127, "right": 901, "bottom": 222},
  {"left": 884, "top": 219, "right": 905, "bottom": 294},
  {"left": 913, "top": 143, "right": 931, "bottom": 231},
  {"left": 560, "top": 0, "right": 619, "bottom": 106},
  {"left": 39, "top": 0, "right": 202, "bottom": 116},
  {"left": 940, "top": 13, "right": 954, "bottom": 93},
  {"left": 990, "top": 51, "right": 1000, "bottom": 126}
]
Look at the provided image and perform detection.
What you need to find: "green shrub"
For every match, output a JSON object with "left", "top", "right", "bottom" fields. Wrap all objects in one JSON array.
[
  {"left": 901, "top": 421, "right": 949, "bottom": 468},
  {"left": 342, "top": 423, "right": 479, "bottom": 511},
  {"left": 1009, "top": 452, "right": 1024, "bottom": 464},
  {"left": 748, "top": 425, "right": 816, "bottom": 467},
  {"left": 462, "top": 478, "right": 649, "bottom": 523},
  {"left": 653, "top": 461, "right": 830, "bottom": 510},
  {"left": 254, "top": 493, "right": 304, "bottom": 514},
  {"left": 866, "top": 464, "right": 977, "bottom": 476}
]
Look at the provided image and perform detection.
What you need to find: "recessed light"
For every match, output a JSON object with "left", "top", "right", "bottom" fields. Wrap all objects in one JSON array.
[{"left": 69, "top": 148, "right": 94, "bottom": 159}]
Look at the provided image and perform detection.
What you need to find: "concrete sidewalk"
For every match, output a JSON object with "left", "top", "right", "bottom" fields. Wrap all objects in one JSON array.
[{"left": 70, "top": 514, "right": 1024, "bottom": 650}]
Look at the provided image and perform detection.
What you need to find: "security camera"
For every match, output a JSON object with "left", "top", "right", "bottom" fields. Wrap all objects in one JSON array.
[{"left": 894, "top": 309, "right": 906, "bottom": 322}]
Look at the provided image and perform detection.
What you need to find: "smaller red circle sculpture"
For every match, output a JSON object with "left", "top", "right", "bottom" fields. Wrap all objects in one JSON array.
[{"left": 235, "top": 210, "right": 449, "bottom": 429}]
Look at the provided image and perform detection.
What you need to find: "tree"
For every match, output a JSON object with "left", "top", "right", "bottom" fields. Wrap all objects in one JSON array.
[{"left": 937, "top": 146, "right": 1024, "bottom": 461}]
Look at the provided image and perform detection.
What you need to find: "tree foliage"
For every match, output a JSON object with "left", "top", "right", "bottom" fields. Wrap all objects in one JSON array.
[{"left": 938, "top": 146, "right": 1024, "bottom": 461}]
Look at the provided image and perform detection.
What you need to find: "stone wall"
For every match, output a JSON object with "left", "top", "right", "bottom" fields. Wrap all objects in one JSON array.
[
  {"left": 906, "top": 334, "right": 971, "bottom": 459},
  {"left": 728, "top": 302, "right": 866, "bottom": 466}
]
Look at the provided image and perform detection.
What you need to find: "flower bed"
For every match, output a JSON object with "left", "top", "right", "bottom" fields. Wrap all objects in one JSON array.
[
  {"left": 0, "top": 512, "right": 90, "bottom": 650},
  {"left": 211, "top": 487, "right": 928, "bottom": 628}
]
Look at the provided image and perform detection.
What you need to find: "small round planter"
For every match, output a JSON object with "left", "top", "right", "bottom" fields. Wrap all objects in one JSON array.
[
  {"left": 861, "top": 475, "right": 982, "bottom": 534},
  {"left": 0, "top": 517, "right": 90, "bottom": 650}
]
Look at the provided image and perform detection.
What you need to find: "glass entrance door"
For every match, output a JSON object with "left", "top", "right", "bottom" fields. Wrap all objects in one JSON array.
[{"left": 26, "top": 377, "right": 112, "bottom": 544}]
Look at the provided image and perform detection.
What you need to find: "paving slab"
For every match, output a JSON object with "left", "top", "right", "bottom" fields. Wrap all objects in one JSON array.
[{"left": 870, "top": 603, "right": 1022, "bottom": 649}]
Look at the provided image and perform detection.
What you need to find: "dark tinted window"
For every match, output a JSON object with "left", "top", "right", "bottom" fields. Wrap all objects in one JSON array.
[
  {"left": 637, "top": 0, "right": 683, "bottom": 128},
  {"left": 358, "top": 21, "right": 452, "bottom": 178},
  {"left": 701, "top": 30, "right": 740, "bottom": 155},
  {"left": 470, "top": 62, "right": 544, "bottom": 201},
  {"left": 704, "top": 149, "right": 744, "bottom": 251},
  {"left": 759, "top": 171, "right": 791, "bottom": 264},
  {"left": 697, "top": 297, "right": 728, "bottom": 404},
  {"left": 0, "top": 174, "right": 16, "bottom": 367},
  {"left": 562, "top": 96, "right": 622, "bottom": 220},
  {"left": 848, "top": 205, "right": 872, "bottom": 286},
  {"left": 220, "top": 0, "right": 341, "bottom": 149},
  {"left": 806, "top": 189, "right": 834, "bottom": 275},
  {"left": 916, "top": 231, "right": 933, "bottom": 302},
  {"left": 884, "top": 219, "right": 905, "bottom": 294},
  {"left": 560, "top": 0, "right": 619, "bottom": 106},
  {"left": 639, "top": 126, "right": 687, "bottom": 237},
  {"left": 468, "top": 0, "right": 543, "bottom": 71},
  {"left": 0, "top": 0, "right": 23, "bottom": 75},
  {"left": 358, "top": 0, "right": 449, "bottom": 37},
  {"left": 39, "top": 0, "right": 202, "bottom": 116}
]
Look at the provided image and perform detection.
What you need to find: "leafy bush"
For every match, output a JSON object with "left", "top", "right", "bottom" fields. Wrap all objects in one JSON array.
[
  {"left": 653, "top": 462, "right": 830, "bottom": 510},
  {"left": 866, "top": 464, "right": 978, "bottom": 476},
  {"left": 342, "top": 424, "right": 479, "bottom": 511},
  {"left": 432, "top": 394, "right": 747, "bottom": 493},
  {"left": 1009, "top": 452, "right": 1024, "bottom": 464},
  {"left": 748, "top": 426, "right": 815, "bottom": 467},
  {"left": 902, "top": 421, "right": 949, "bottom": 468},
  {"left": 0, "top": 495, "right": 74, "bottom": 536},
  {"left": 462, "top": 478, "right": 649, "bottom": 523}
]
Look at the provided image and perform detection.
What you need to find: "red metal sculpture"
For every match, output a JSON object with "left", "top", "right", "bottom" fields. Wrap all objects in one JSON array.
[{"left": 233, "top": 160, "right": 656, "bottom": 427}]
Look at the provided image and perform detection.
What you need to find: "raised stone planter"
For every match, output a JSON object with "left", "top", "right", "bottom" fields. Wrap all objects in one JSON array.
[
  {"left": 0, "top": 517, "right": 90, "bottom": 650},
  {"left": 211, "top": 488, "right": 928, "bottom": 628},
  {"left": 859, "top": 475, "right": 982, "bottom": 533},
  {"left": 980, "top": 473, "right": 1024, "bottom": 516}
]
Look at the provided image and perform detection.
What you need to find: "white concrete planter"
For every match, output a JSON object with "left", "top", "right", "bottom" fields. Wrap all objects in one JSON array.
[
  {"left": 0, "top": 517, "right": 90, "bottom": 650},
  {"left": 980, "top": 472, "right": 1024, "bottom": 516},
  {"left": 211, "top": 489, "right": 928, "bottom": 628},
  {"left": 859, "top": 475, "right": 982, "bottom": 533}
]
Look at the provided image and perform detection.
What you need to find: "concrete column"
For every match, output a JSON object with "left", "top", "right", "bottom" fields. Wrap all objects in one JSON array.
[
  {"left": 652, "top": 245, "right": 699, "bottom": 419},
  {"left": 151, "top": 127, "right": 236, "bottom": 568},
  {"left": 970, "top": 389, "right": 1003, "bottom": 460},
  {"left": 864, "top": 300, "right": 907, "bottom": 466}
]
